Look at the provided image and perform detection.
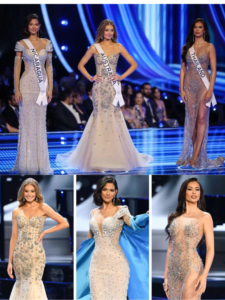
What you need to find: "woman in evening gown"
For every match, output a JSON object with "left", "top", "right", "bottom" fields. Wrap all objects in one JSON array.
[
  {"left": 13, "top": 13, "right": 53, "bottom": 174},
  {"left": 164, "top": 178, "right": 214, "bottom": 300},
  {"left": 56, "top": 19, "right": 153, "bottom": 171},
  {"left": 7, "top": 178, "right": 69, "bottom": 300},
  {"left": 77, "top": 176, "right": 149, "bottom": 300},
  {"left": 176, "top": 18, "right": 224, "bottom": 168}
]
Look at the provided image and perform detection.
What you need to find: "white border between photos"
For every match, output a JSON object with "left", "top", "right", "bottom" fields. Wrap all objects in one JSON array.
[
  {"left": 149, "top": 175, "right": 152, "bottom": 300},
  {"left": 73, "top": 175, "right": 76, "bottom": 300}
]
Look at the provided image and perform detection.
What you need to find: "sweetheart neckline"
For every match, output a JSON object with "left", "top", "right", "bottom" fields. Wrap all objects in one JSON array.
[
  {"left": 94, "top": 53, "right": 120, "bottom": 59},
  {"left": 17, "top": 40, "right": 50, "bottom": 55},
  {"left": 17, "top": 215, "right": 46, "bottom": 221}
]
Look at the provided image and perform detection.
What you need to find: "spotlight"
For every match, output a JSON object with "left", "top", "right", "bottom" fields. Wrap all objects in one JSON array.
[
  {"left": 161, "top": 92, "right": 168, "bottom": 100},
  {"left": 212, "top": 107, "right": 216, "bottom": 111},
  {"left": 177, "top": 96, "right": 183, "bottom": 103},
  {"left": 61, "top": 45, "right": 68, "bottom": 51},
  {"left": 60, "top": 137, "right": 65, "bottom": 140},
  {"left": 134, "top": 86, "right": 139, "bottom": 91},
  {"left": 6, "top": 177, "right": 12, "bottom": 182},
  {"left": 76, "top": 181, "right": 82, "bottom": 190},
  {"left": 121, "top": 198, "right": 125, "bottom": 204},
  {"left": 61, "top": 171, "right": 65, "bottom": 174},
  {"left": 92, "top": 184, "right": 97, "bottom": 190},
  {"left": 61, "top": 20, "right": 68, "bottom": 26},
  {"left": 158, "top": 121, "right": 164, "bottom": 128},
  {"left": 61, "top": 190, "right": 64, "bottom": 194},
  {"left": 61, "top": 141, "right": 65, "bottom": 145}
]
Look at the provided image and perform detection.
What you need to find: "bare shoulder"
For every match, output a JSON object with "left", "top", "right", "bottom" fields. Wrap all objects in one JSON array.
[
  {"left": 202, "top": 211, "right": 213, "bottom": 222},
  {"left": 19, "top": 39, "right": 26, "bottom": 47},
  {"left": 116, "top": 43, "right": 125, "bottom": 51},
  {"left": 39, "top": 203, "right": 50, "bottom": 212},
  {"left": 208, "top": 43, "right": 215, "bottom": 51},
  {"left": 42, "top": 38, "right": 50, "bottom": 45},
  {"left": 13, "top": 207, "right": 20, "bottom": 217},
  {"left": 89, "top": 44, "right": 98, "bottom": 54}
]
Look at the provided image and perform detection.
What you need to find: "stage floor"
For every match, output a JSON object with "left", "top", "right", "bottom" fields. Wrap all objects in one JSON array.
[{"left": 0, "top": 126, "right": 225, "bottom": 175}]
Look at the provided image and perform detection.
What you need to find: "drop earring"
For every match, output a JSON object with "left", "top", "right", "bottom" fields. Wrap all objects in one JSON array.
[
  {"left": 183, "top": 202, "right": 186, "bottom": 211},
  {"left": 193, "top": 34, "right": 195, "bottom": 42},
  {"left": 23, "top": 197, "right": 26, "bottom": 202},
  {"left": 203, "top": 32, "right": 205, "bottom": 40},
  {"left": 36, "top": 197, "right": 38, "bottom": 202},
  {"left": 197, "top": 200, "right": 201, "bottom": 209},
  {"left": 101, "top": 36, "right": 103, "bottom": 40}
]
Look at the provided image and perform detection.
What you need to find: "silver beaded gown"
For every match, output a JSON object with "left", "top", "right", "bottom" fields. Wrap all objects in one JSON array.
[
  {"left": 167, "top": 216, "right": 204, "bottom": 300},
  {"left": 89, "top": 206, "right": 131, "bottom": 300},
  {"left": 9, "top": 215, "right": 47, "bottom": 300},
  {"left": 12, "top": 40, "right": 53, "bottom": 174},
  {"left": 176, "top": 48, "right": 224, "bottom": 168},
  {"left": 56, "top": 53, "right": 153, "bottom": 171}
]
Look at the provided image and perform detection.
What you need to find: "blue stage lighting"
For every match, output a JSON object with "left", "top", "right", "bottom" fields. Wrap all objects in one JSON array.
[
  {"left": 61, "top": 20, "right": 68, "bottom": 26},
  {"left": 60, "top": 137, "right": 65, "bottom": 140},
  {"left": 121, "top": 198, "right": 125, "bottom": 204},
  {"left": 158, "top": 121, "right": 164, "bottom": 128},
  {"left": 134, "top": 86, "right": 139, "bottom": 91},
  {"left": 61, "top": 141, "right": 65, "bottom": 145},
  {"left": 162, "top": 92, "right": 168, "bottom": 100},
  {"left": 61, "top": 46, "right": 68, "bottom": 51},
  {"left": 213, "top": 107, "right": 217, "bottom": 111},
  {"left": 177, "top": 96, "right": 183, "bottom": 103},
  {"left": 61, "top": 171, "right": 65, "bottom": 174},
  {"left": 61, "top": 190, "right": 64, "bottom": 194}
]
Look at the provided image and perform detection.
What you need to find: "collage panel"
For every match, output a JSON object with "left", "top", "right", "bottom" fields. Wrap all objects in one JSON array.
[
  {"left": 152, "top": 175, "right": 225, "bottom": 300},
  {"left": 76, "top": 175, "right": 150, "bottom": 300},
  {"left": 0, "top": 175, "right": 74, "bottom": 300}
]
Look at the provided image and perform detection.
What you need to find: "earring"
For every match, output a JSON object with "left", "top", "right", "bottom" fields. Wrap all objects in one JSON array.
[
  {"left": 203, "top": 32, "right": 205, "bottom": 40},
  {"left": 23, "top": 197, "right": 25, "bottom": 202},
  {"left": 100, "top": 36, "right": 103, "bottom": 40},
  {"left": 36, "top": 197, "right": 38, "bottom": 202},
  {"left": 183, "top": 202, "right": 186, "bottom": 210},
  {"left": 111, "top": 36, "right": 114, "bottom": 41},
  {"left": 193, "top": 34, "right": 195, "bottom": 42},
  {"left": 37, "top": 30, "right": 39, "bottom": 37},
  {"left": 113, "top": 196, "right": 116, "bottom": 204},
  {"left": 197, "top": 200, "right": 201, "bottom": 209}
]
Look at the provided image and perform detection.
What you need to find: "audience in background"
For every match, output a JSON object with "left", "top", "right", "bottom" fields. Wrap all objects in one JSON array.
[
  {"left": 2, "top": 92, "right": 19, "bottom": 131},
  {"left": 121, "top": 98, "right": 136, "bottom": 129},
  {"left": 123, "top": 83, "right": 134, "bottom": 107},
  {"left": 141, "top": 83, "right": 159, "bottom": 127},
  {"left": 59, "top": 72, "right": 77, "bottom": 92},
  {"left": 53, "top": 90, "right": 85, "bottom": 131},
  {"left": 151, "top": 87, "right": 179, "bottom": 128},
  {"left": 72, "top": 91, "right": 88, "bottom": 122},
  {"left": 133, "top": 91, "right": 149, "bottom": 128},
  {"left": 0, "top": 66, "right": 13, "bottom": 100},
  {"left": 83, "top": 82, "right": 93, "bottom": 119}
]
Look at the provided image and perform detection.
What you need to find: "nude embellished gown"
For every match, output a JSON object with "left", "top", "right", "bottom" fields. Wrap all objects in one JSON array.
[
  {"left": 9, "top": 215, "right": 47, "bottom": 300},
  {"left": 56, "top": 52, "right": 153, "bottom": 171},
  {"left": 177, "top": 48, "right": 224, "bottom": 168},
  {"left": 89, "top": 206, "right": 131, "bottom": 300},
  {"left": 167, "top": 216, "right": 204, "bottom": 300}
]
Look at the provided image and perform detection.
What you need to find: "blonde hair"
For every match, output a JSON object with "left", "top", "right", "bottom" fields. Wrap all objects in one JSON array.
[
  {"left": 95, "top": 19, "right": 118, "bottom": 43},
  {"left": 17, "top": 178, "right": 44, "bottom": 207}
]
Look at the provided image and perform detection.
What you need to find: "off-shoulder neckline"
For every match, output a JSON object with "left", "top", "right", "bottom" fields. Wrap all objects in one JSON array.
[{"left": 17, "top": 39, "right": 51, "bottom": 55}]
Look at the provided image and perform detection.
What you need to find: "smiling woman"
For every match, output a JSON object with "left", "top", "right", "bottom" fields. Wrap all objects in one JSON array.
[{"left": 7, "top": 178, "right": 69, "bottom": 300}]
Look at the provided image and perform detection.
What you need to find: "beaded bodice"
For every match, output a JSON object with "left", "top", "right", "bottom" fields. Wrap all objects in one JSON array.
[
  {"left": 13, "top": 215, "right": 46, "bottom": 281},
  {"left": 94, "top": 53, "right": 119, "bottom": 78},
  {"left": 186, "top": 50, "right": 209, "bottom": 73}
]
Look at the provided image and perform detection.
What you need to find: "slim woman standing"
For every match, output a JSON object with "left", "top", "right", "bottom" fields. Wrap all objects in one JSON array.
[
  {"left": 176, "top": 18, "right": 224, "bottom": 168},
  {"left": 56, "top": 19, "right": 153, "bottom": 171},
  {"left": 13, "top": 13, "right": 53, "bottom": 174},
  {"left": 77, "top": 176, "right": 149, "bottom": 300},
  {"left": 163, "top": 178, "right": 214, "bottom": 299},
  {"left": 7, "top": 178, "right": 69, "bottom": 299}
]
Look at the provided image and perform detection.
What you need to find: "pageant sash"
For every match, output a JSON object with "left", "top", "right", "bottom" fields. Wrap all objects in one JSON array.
[
  {"left": 23, "top": 39, "right": 48, "bottom": 106},
  {"left": 94, "top": 43, "right": 124, "bottom": 107},
  {"left": 189, "top": 46, "right": 216, "bottom": 107}
]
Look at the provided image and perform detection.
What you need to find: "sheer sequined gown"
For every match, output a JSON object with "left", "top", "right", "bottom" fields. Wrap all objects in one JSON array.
[
  {"left": 177, "top": 49, "right": 224, "bottom": 168},
  {"left": 9, "top": 215, "right": 47, "bottom": 300},
  {"left": 89, "top": 206, "right": 131, "bottom": 300},
  {"left": 167, "top": 217, "right": 204, "bottom": 300},
  {"left": 12, "top": 40, "right": 53, "bottom": 174},
  {"left": 56, "top": 53, "right": 153, "bottom": 171}
]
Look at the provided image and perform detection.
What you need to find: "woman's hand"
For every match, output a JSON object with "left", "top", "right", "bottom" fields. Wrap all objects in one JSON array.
[
  {"left": 204, "top": 91, "right": 212, "bottom": 103},
  {"left": 196, "top": 274, "right": 207, "bottom": 295},
  {"left": 37, "top": 231, "right": 46, "bottom": 244},
  {"left": 163, "top": 279, "right": 169, "bottom": 299},
  {"left": 7, "top": 263, "right": 14, "bottom": 279},
  {"left": 91, "top": 75, "right": 102, "bottom": 83},
  {"left": 15, "top": 91, "right": 22, "bottom": 104},
  {"left": 180, "top": 90, "right": 187, "bottom": 104},
  {"left": 109, "top": 73, "right": 121, "bottom": 81},
  {"left": 47, "top": 90, "right": 52, "bottom": 103}
]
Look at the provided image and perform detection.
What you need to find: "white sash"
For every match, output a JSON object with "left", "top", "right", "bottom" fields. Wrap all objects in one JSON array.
[
  {"left": 94, "top": 43, "right": 124, "bottom": 107},
  {"left": 189, "top": 46, "right": 216, "bottom": 107},
  {"left": 23, "top": 39, "right": 48, "bottom": 106}
]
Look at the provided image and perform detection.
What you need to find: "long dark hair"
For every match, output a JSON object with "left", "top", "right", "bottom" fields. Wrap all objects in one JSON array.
[
  {"left": 181, "top": 18, "right": 210, "bottom": 64},
  {"left": 93, "top": 176, "right": 121, "bottom": 206},
  {"left": 22, "top": 13, "right": 43, "bottom": 38},
  {"left": 165, "top": 177, "right": 206, "bottom": 238}
]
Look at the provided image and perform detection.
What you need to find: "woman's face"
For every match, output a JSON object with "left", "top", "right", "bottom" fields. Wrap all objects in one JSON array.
[
  {"left": 23, "top": 184, "right": 36, "bottom": 203},
  {"left": 186, "top": 181, "right": 201, "bottom": 204},
  {"left": 28, "top": 18, "right": 41, "bottom": 36},
  {"left": 127, "top": 85, "right": 133, "bottom": 95},
  {"left": 154, "top": 89, "right": 160, "bottom": 99},
  {"left": 134, "top": 93, "right": 144, "bottom": 105},
  {"left": 193, "top": 22, "right": 205, "bottom": 38},
  {"left": 101, "top": 183, "right": 117, "bottom": 204},
  {"left": 104, "top": 25, "right": 115, "bottom": 40}
]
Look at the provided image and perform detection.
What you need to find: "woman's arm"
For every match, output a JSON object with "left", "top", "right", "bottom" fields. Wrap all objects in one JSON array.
[
  {"left": 46, "top": 52, "right": 53, "bottom": 103},
  {"left": 14, "top": 53, "right": 22, "bottom": 104},
  {"left": 180, "top": 45, "right": 187, "bottom": 103},
  {"left": 206, "top": 44, "right": 217, "bottom": 101},
  {"left": 196, "top": 214, "right": 214, "bottom": 294},
  {"left": 162, "top": 101, "right": 168, "bottom": 121},
  {"left": 111, "top": 44, "right": 138, "bottom": 82},
  {"left": 78, "top": 45, "right": 102, "bottom": 82},
  {"left": 37, "top": 204, "right": 69, "bottom": 243},
  {"left": 163, "top": 238, "right": 172, "bottom": 299},
  {"left": 7, "top": 209, "right": 19, "bottom": 278}
]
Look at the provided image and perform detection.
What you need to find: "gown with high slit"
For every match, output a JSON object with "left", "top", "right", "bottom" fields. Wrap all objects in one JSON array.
[
  {"left": 56, "top": 53, "right": 153, "bottom": 171},
  {"left": 9, "top": 215, "right": 47, "bottom": 300},
  {"left": 89, "top": 206, "right": 131, "bottom": 300},
  {"left": 176, "top": 47, "right": 224, "bottom": 168},
  {"left": 12, "top": 40, "right": 53, "bottom": 175},
  {"left": 167, "top": 216, "right": 204, "bottom": 300}
]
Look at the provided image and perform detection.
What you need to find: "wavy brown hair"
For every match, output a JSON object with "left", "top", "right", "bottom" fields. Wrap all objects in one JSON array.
[
  {"left": 95, "top": 19, "right": 118, "bottom": 44},
  {"left": 17, "top": 178, "right": 44, "bottom": 207},
  {"left": 22, "top": 13, "right": 43, "bottom": 38},
  {"left": 165, "top": 177, "right": 206, "bottom": 238},
  {"left": 93, "top": 176, "right": 121, "bottom": 206},
  {"left": 181, "top": 18, "right": 210, "bottom": 64}
]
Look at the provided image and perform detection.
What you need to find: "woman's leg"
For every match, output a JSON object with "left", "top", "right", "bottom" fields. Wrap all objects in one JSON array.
[{"left": 182, "top": 266, "right": 201, "bottom": 300}]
